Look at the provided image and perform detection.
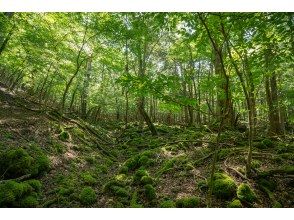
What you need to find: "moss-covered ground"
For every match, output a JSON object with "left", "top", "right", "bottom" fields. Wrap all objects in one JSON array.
[{"left": 0, "top": 85, "right": 293, "bottom": 208}]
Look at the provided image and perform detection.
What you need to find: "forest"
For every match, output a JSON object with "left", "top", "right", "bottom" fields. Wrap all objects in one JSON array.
[{"left": 0, "top": 12, "right": 293, "bottom": 208}]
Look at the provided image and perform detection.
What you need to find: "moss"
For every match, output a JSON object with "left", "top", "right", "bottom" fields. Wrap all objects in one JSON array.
[
  {"left": 257, "top": 178, "right": 276, "bottom": 192},
  {"left": 0, "top": 180, "right": 41, "bottom": 207},
  {"left": 85, "top": 156, "right": 96, "bottom": 165},
  {"left": 0, "top": 148, "right": 33, "bottom": 179},
  {"left": 58, "top": 131, "right": 69, "bottom": 142},
  {"left": 176, "top": 196, "right": 200, "bottom": 208},
  {"left": 144, "top": 184, "right": 156, "bottom": 201},
  {"left": 251, "top": 159, "right": 262, "bottom": 169},
  {"left": 262, "top": 139, "right": 274, "bottom": 148},
  {"left": 52, "top": 142, "right": 65, "bottom": 154},
  {"left": 212, "top": 173, "right": 237, "bottom": 199},
  {"left": 24, "top": 180, "right": 42, "bottom": 192},
  {"left": 227, "top": 199, "right": 242, "bottom": 208},
  {"left": 272, "top": 201, "right": 282, "bottom": 208},
  {"left": 20, "top": 195, "right": 38, "bottom": 207},
  {"left": 130, "top": 191, "right": 143, "bottom": 208},
  {"left": 138, "top": 155, "right": 151, "bottom": 167},
  {"left": 96, "top": 164, "right": 108, "bottom": 174},
  {"left": 119, "top": 165, "right": 129, "bottom": 174},
  {"left": 218, "top": 149, "right": 232, "bottom": 160},
  {"left": 103, "top": 179, "right": 125, "bottom": 193},
  {"left": 81, "top": 172, "right": 96, "bottom": 185},
  {"left": 237, "top": 183, "right": 257, "bottom": 204},
  {"left": 160, "top": 200, "right": 176, "bottom": 208},
  {"left": 140, "top": 176, "right": 153, "bottom": 185},
  {"left": 112, "top": 186, "right": 129, "bottom": 198},
  {"left": 124, "top": 155, "right": 140, "bottom": 171},
  {"left": 79, "top": 187, "right": 96, "bottom": 205},
  {"left": 133, "top": 169, "right": 149, "bottom": 183},
  {"left": 158, "top": 158, "right": 177, "bottom": 175},
  {"left": 58, "top": 187, "right": 74, "bottom": 196}
]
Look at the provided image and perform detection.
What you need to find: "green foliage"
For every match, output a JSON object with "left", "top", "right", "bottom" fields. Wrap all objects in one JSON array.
[
  {"left": 0, "top": 180, "right": 42, "bottom": 207},
  {"left": 144, "top": 184, "right": 156, "bottom": 201},
  {"left": 160, "top": 200, "right": 176, "bottom": 208},
  {"left": 212, "top": 173, "right": 237, "bottom": 199},
  {"left": 79, "top": 187, "right": 96, "bottom": 205},
  {"left": 175, "top": 196, "right": 200, "bottom": 208},
  {"left": 227, "top": 199, "right": 242, "bottom": 208},
  {"left": 237, "top": 183, "right": 257, "bottom": 204}
]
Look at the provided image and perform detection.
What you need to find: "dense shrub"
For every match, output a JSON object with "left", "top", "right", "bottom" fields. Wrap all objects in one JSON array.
[
  {"left": 176, "top": 196, "right": 200, "bottom": 208},
  {"left": 227, "top": 199, "right": 242, "bottom": 208},
  {"left": 212, "top": 173, "right": 237, "bottom": 199},
  {"left": 79, "top": 187, "right": 96, "bottom": 205},
  {"left": 237, "top": 183, "right": 257, "bottom": 204}
]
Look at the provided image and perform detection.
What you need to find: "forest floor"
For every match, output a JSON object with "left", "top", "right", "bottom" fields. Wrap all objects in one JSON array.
[{"left": 0, "top": 83, "right": 293, "bottom": 208}]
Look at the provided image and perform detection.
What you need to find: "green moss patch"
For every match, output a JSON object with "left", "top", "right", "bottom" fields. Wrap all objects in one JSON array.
[
  {"left": 79, "top": 187, "right": 96, "bottom": 205},
  {"left": 212, "top": 173, "right": 237, "bottom": 200},
  {"left": 176, "top": 196, "right": 200, "bottom": 208},
  {"left": 237, "top": 183, "right": 257, "bottom": 204}
]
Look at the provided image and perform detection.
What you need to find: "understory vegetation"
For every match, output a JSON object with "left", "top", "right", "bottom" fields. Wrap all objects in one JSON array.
[{"left": 0, "top": 12, "right": 293, "bottom": 208}]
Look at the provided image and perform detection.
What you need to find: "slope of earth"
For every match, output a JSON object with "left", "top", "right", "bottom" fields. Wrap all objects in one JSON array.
[{"left": 0, "top": 83, "right": 293, "bottom": 208}]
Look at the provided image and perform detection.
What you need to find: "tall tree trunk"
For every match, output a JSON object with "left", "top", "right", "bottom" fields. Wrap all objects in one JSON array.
[
  {"left": 265, "top": 47, "right": 283, "bottom": 135},
  {"left": 81, "top": 57, "right": 92, "bottom": 119}
]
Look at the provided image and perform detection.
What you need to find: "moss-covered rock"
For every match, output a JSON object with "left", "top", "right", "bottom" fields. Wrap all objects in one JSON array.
[
  {"left": 0, "top": 148, "right": 33, "bottom": 179},
  {"left": 20, "top": 195, "right": 38, "bottom": 207},
  {"left": 79, "top": 187, "right": 96, "bottom": 205},
  {"left": 237, "top": 183, "right": 257, "bottom": 204},
  {"left": 160, "top": 200, "right": 176, "bottom": 208},
  {"left": 176, "top": 196, "right": 200, "bottom": 208},
  {"left": 81, "top": 172, "right": 96, "bottom": 185},
  {"left": 0, "top": 179, "right": 42, "bottom": 207},
  {"left": 140, "top": 176, "right": 153, "bottom": 185},
  {"left": 133, "top": 169, "right": 149, "bottom": 183},
  {"left": 212, "top": 173, "right": 237, "bottom": 199},
  {"left": 144, "top": 184, "right": 156, "bottom": 201},
  {"left": 227, "top": 199, "right": 242, "bottom": 208}
]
